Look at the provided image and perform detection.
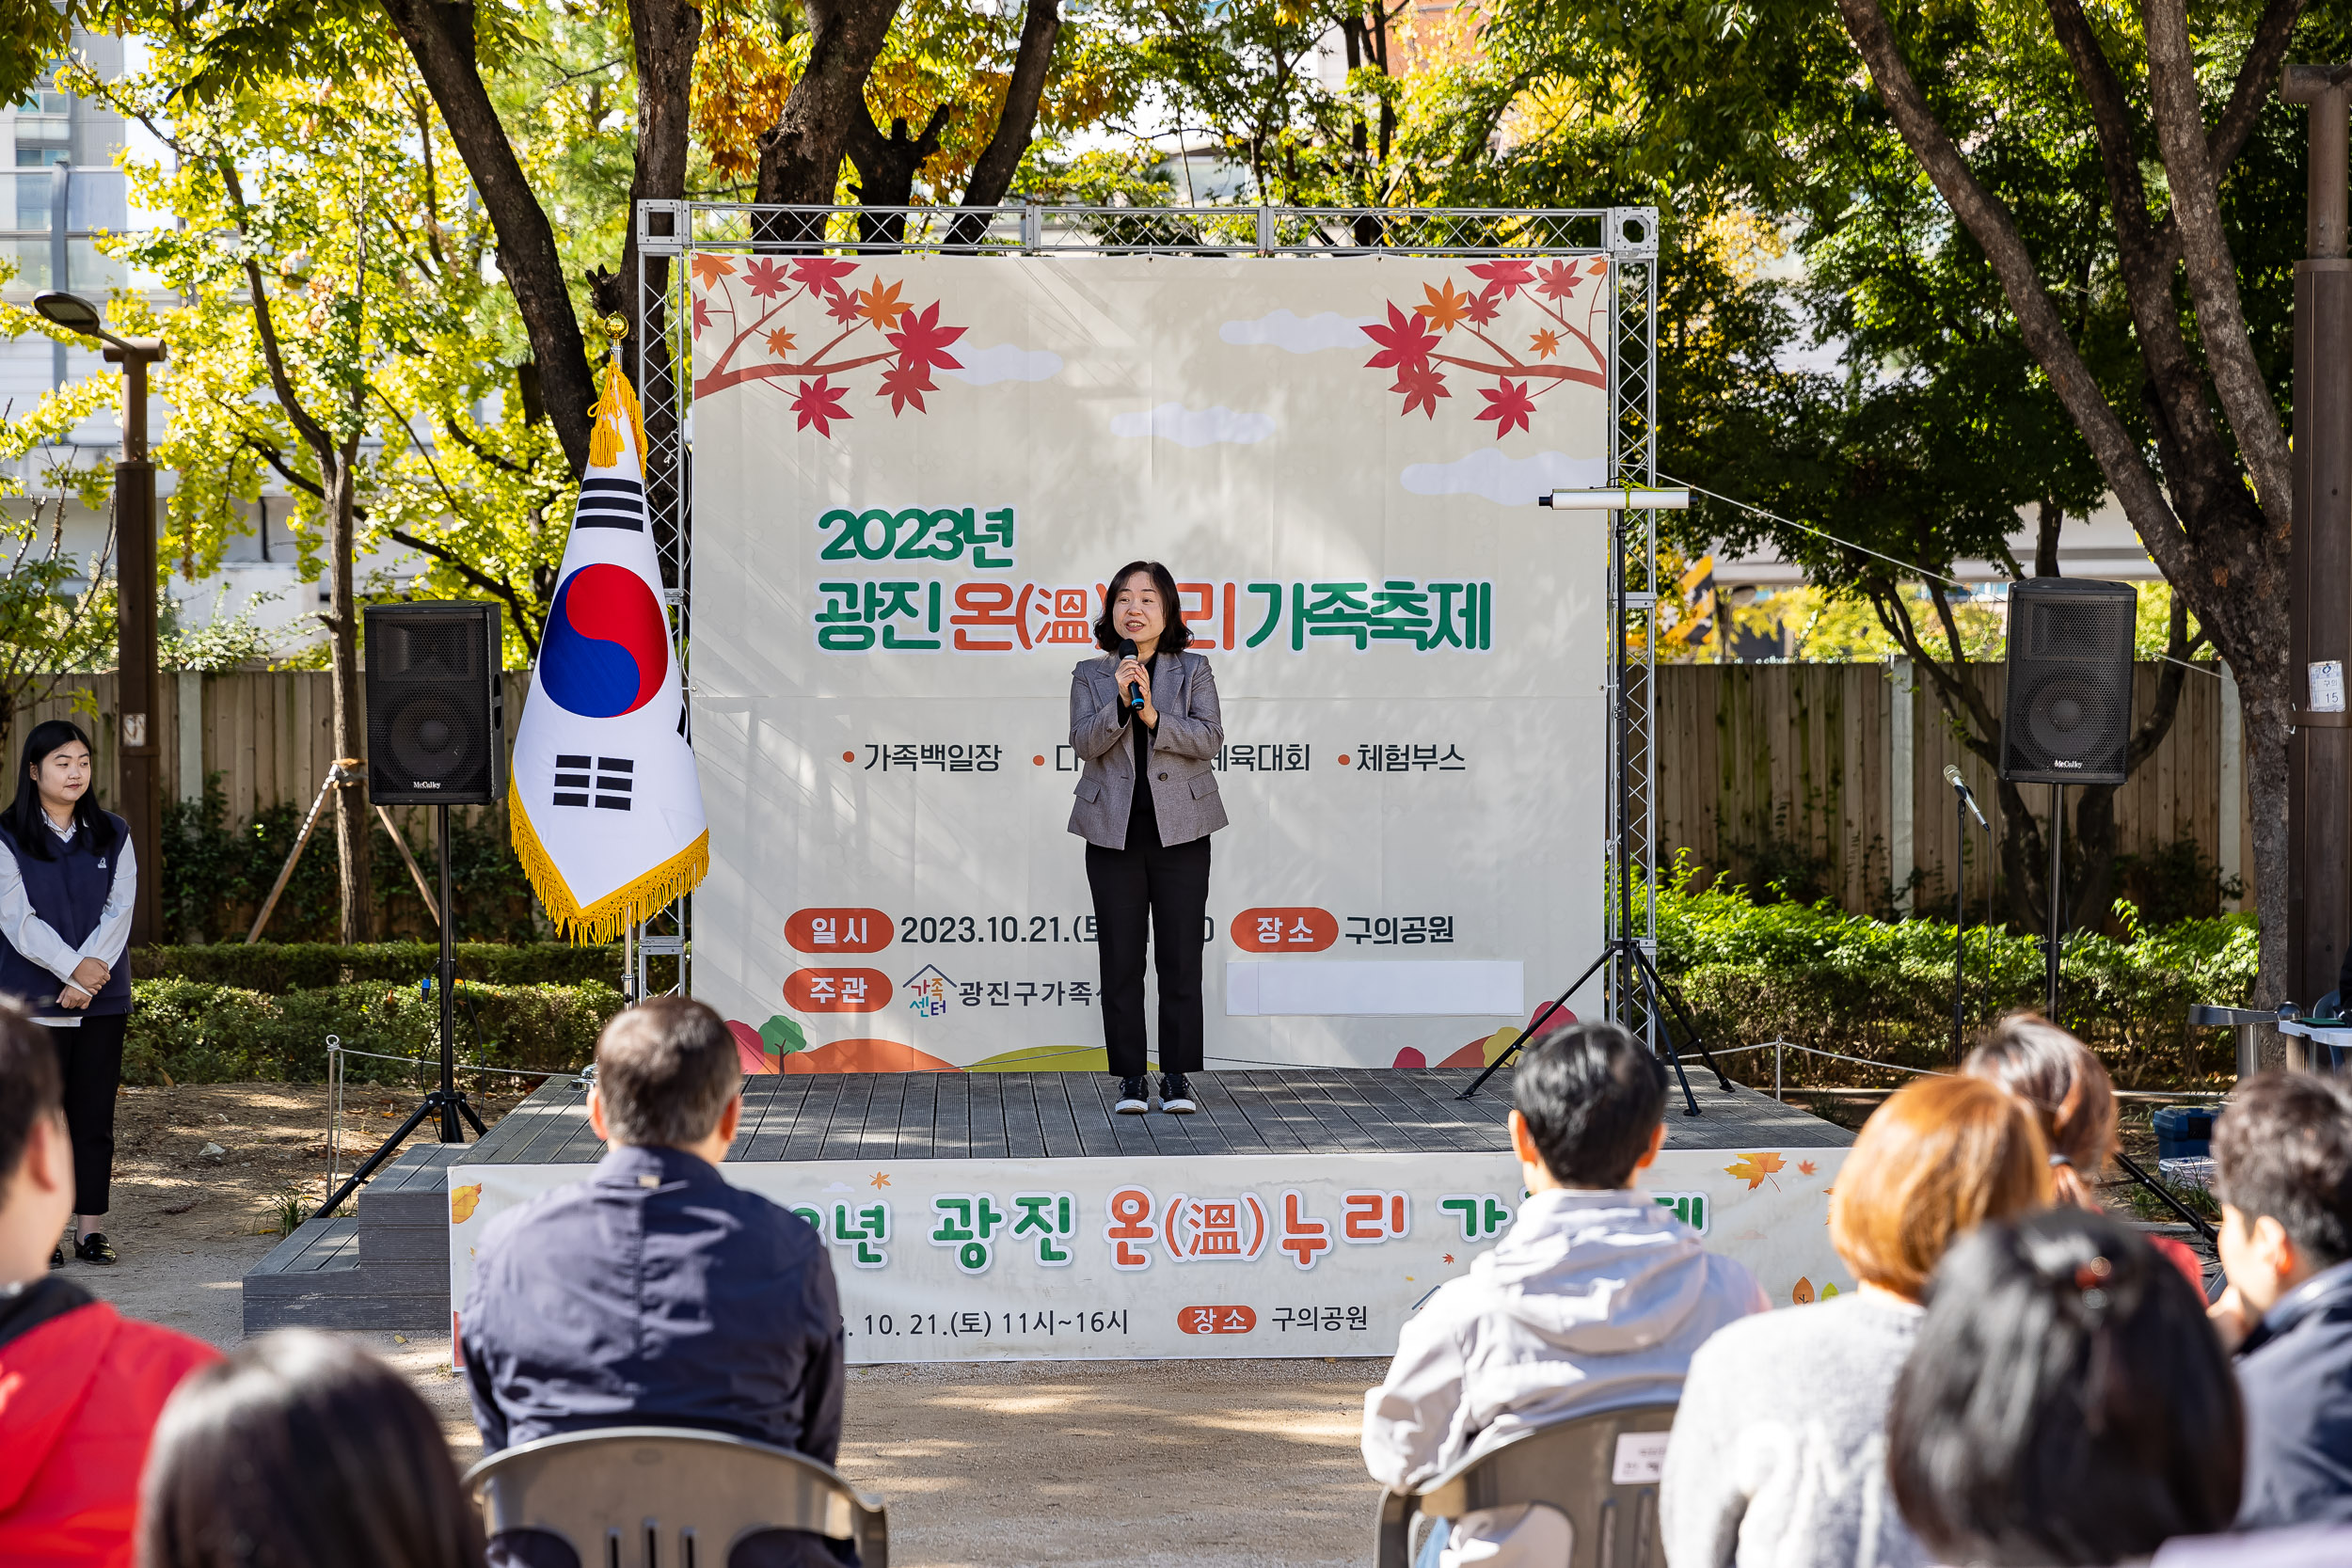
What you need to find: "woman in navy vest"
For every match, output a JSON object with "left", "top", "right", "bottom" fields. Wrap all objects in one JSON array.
[{"left": 1, "top": 720, "right": 135, "bottom": 1266}]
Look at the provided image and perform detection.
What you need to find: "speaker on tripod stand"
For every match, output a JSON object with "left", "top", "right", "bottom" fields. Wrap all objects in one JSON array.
[
  {"left": 1998, "top": 578, "right": 2137, "bottom": 1017},
  {"left": 314, "top": 602, "right": 504, "bottom": 1221}
]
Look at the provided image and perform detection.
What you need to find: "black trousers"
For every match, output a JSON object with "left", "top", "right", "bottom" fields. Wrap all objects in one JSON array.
[
  {"left": 49, "top": 1012, "right": 124, "bottom": 1216},
  {"left": 1086, "top": 834, "right": 1211, "bottom": 1078}
]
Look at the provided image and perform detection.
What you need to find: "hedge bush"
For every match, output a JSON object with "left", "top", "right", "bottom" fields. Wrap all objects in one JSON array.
[
  {"left": 130, "top": 942, "right": 625, "bottom": 991},
  {"left": 123, "top": 977, "right": 626, "bottom": 1086},
  {"left": 1655, "top": 856, "right": 2258, "bottom": 1089}
]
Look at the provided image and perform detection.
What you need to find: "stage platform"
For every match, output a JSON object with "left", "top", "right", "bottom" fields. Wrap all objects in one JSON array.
[{"left": 246, "top": 1069, "right": 1852, "bottom": 1341}]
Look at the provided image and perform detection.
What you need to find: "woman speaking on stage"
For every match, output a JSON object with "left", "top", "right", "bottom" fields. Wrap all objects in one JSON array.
[{"left": 1069, "top": 561, "right": 1227, "bottom": 1117}]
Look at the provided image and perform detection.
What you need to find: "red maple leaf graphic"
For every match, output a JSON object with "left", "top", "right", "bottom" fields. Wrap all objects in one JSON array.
[
  {"left": 1476, "top": 377, "right": 1535, "bottom": 438},
  {"left": 887, "top": 301, "right": 966, "bottom": 375},
  {"left": 791, "top": 376, "right": 850, "bottom": 436},
  {"left": 879, "top": 361, "right": 936, "bottom": 416},
  {"left": 1394, "top": 364, "right": 1449, "bottom": 419},
  {"left": 1468, "top": 259, "right": 1535, "bottom": 298},
  {"left": 824, "top": 289, "right": 864, "bottom": 325},
  {"left": 790, "top": 257, "right": 858, "bottom": 295},
  {"left": 1535, "top": 260, "right": 1582, "bottom": 301},
  {"left": 741, "top": 258, "right": 790, "bottom": 299},
  {"left": 1464, "top": 287, "right": 1502, "bottom": 327},
  {"left": 1362, "top": 301, "right": 1440, "bottom": 374},
  {"left": 691, "top": 296, "right": 711, "bottom": 337}
]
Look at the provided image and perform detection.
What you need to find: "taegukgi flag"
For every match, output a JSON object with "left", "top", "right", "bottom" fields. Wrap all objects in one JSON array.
[{"left": 509, "top": 362, "right": 707, "bottom": 942}]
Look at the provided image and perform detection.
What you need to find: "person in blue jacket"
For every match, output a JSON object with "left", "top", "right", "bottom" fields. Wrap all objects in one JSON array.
[{"left": 0, "top": 721, "right": 135, "bottom": 1268}]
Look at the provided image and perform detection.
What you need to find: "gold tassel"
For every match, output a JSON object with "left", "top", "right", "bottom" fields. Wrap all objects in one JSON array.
[
  {"left": 585, "top": 360, "right": 649, "bottom": 472},
  {"left": 509, "top": 779, "right": 708, "bottom": 945}
]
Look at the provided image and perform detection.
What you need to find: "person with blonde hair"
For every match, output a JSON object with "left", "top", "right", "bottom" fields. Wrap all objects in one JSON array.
[
  {"left": 1661, "top": 1074, "right": 2054, "bottom": 1568},
  {"left": 1964, "top": 1011, "right": 2204, "bottom": 1290}
]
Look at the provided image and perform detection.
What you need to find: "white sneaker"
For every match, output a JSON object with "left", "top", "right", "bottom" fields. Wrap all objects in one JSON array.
[
  {"left": 1160, "top": 1073, "right": 1197, "bottom": 1114},
  {"left": 1115, "top": 1075, "right": 1150, "bottom": 1114}
]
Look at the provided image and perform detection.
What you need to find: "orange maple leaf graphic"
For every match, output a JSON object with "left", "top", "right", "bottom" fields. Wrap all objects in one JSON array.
[
  {"left": 764, "top": 326, "right": 797, "bottom": 357},
  {"left": 856, "top": 277, "right": 911, "bottom": 329},
  {"left": 1797, "top": 1160, "right": 1818, "bottom": 1177},
  {"left": 1724, "top": 1151, "right": 1786, "bottom": 1190},
  {"left": 450, "top": 1182, "right": 483, "bottom": 1224},
  {"left": 1413, "top": 278, "right": 1473, "bottom": 332},
  {"left": 690, "top": 252, "right": 736, "bottom": 287},
  {"left": 1529, "top": 328, "right": 1560, "bottom": 359},
  {"left": 869, "top": 1172, "right": 891, "bottom": 1189}
]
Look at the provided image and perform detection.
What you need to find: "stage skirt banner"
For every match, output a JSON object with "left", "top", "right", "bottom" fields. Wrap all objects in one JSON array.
[
  {"left": 450, "top": 1148, "right": 1851, "bottom": 1364},
  {"left": 688, "top": 252, "right": 1613, "bottom": 1071}
]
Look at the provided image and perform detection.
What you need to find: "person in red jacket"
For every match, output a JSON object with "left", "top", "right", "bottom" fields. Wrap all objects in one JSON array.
[{"left": 0, "top": 998, "right": 215, "bottom": 1565}]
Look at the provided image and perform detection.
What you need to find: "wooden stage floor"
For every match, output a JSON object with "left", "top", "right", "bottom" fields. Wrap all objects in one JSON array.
[{"left": 466, "top": 1067, "right": 1853, "bottom": 1167}]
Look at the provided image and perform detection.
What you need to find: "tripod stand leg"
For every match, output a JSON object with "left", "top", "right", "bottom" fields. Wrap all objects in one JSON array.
[
  {"left": 1630, "top": 942, "right": 1734, "bottom": 1096},
  {"left": 310, "top": 1095, "right": 439, "bottom": 1226},
  {"left": 1455, "top": 948, "right": 1613, "bottom": 1101},
  {"left": 458, "top": 1094, "right": 488, "bottom": 1137}
]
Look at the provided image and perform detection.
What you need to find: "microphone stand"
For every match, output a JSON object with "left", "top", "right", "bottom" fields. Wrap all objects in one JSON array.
[{"left": 1946, "top": 770, "right": 1988, "bottom": 1062}]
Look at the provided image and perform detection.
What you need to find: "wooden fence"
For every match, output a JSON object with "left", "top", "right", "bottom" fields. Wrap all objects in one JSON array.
[{"left": 8, "top": 661, "right": 2250, "bottom": 922}]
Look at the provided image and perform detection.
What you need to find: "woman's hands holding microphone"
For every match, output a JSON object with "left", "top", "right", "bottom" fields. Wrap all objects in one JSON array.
[{"left": 1117, "top": 656, "right": 1159, "bottom": 731}]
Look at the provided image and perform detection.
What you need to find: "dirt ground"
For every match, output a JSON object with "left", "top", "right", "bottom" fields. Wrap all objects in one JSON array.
[{"left": 66, "top": 1082, "right": 1387, "bottom": 1567}]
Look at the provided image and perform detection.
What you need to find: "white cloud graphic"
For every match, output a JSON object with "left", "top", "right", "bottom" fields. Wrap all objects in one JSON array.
[
  {"left": 1399, "top": 450, "right": 1610, "bottom": 506},
  {"left": 821, "top": 1180, "right": 853, "bottom": 1193},
  {"left": 1219, "top": 309, "right": 1377, "bottom": 354},
  {"left": 1109, "top": 402, "right": 1276, "bottom": 447},
  {"left": 941, "top": 343, "right": 1064, "bottom": 385}
]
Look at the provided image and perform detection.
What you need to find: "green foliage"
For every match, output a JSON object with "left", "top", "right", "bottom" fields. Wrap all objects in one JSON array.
[
  {"left": 122, "top": 976, "right": 624, "bottom": 1086},
  {"left": 1656, "top": 855, "right": 2258, "bottom": 1089},
  {"left": 161, "top": 776, "right": 547, "bottom": 943},
  {"left": 132, "top": 940, "right": 624, "bottom": 992}
]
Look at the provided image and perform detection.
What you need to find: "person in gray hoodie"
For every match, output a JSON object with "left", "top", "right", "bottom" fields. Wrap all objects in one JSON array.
[{"left": 1362, "top": 1020, "right": 1767, "bottom": 1567}]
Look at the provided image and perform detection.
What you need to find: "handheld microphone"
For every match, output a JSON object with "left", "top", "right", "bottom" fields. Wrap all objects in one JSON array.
[
  {"left": 1944, "top": 764, "right": 1988, "bottom": 828},
  {"left": 1117, "top": 638, "right": 1144, "bottom": 710}
]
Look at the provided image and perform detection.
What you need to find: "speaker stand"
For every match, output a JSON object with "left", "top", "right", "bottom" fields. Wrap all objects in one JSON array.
[
  {"left": 311, "top": 804, "right": 484, "bottom": 1223},
  {"left": 2046, "top": 781, "right": 2064, "bottom": 1018}
]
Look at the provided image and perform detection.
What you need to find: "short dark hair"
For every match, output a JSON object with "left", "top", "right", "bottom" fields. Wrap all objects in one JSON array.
[
  {"left": 5, "top": 718, "right": 116, "bottom": 861},
  {"left": 1092, "top": 561, "right": 1193, "bottom": 654},
  {"left": 1888, "top": 1209, "right": 2241, "bottom": 1564},
  {"left": 0, "top": 997, "right": 61, "bottom": 1181},
  {"left": 2214, "top": 1070, "right": 2352, "bottom": 1267},
  {"left": 1510, "top": 1021, "right": 1665, "bottom": 1188},
  {"left": 138, "top": 1329, "right": 487, "bottom": 1568},
  {"left": 594, "top": 996, "right": 741, "bottom": 1148},
  {"left": 1963, "top": 1012, "right": 2116, "bottom": 1210}
]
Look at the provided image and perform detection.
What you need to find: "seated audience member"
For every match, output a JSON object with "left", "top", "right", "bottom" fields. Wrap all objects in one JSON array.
[
  {"left": 2206, "top": 1070, "right": 2352, "bottom": 1529},
  {"left": 0, "top": 999, "right": 215, "bottom": 1567},
  {"left": 138, "top": 1329, "right": 485, "bottom": 1568},
  {"left": 462, "top": 996, "right": 847, "bottom": 1567},
  {"left": 1888, "top": 1209, "right": 2241, "bottom": 1564},
  {"left": 1661, "top": 1074, "right": 2052, "bottom": 1568},
  {"left": 1964, "top": 1011, "right": 2205, "bottom": 1291},
  {"left": 1363, "top": 1021, "right": 1768, "bottom": 1568}
]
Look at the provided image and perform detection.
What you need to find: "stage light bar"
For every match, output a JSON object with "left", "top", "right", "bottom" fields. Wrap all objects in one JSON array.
[{"left": 1537, "top": 487, "right": 1691, "bottom": 511}]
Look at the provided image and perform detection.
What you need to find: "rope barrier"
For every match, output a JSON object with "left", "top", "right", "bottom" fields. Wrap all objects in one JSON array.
[{"left": 319, "top": 1035, "right": 583, "bottom": 1212}]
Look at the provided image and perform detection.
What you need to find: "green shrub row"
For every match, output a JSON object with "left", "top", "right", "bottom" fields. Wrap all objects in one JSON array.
[
  {"left": 130, "top": 941, "right": 625, "bottom": 992},
  {"left": 1655, "top": 856, "right": 2258, "bottom": 1089},
  {"left": 124, "top": 977, "right": 626, "bottom": 1086}
]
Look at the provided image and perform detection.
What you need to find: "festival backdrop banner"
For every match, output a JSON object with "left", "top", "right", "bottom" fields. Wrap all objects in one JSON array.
[
  {"left": 688, "top": 255, "right": 1614, "bottom": 1069},
  {"left": 451, "top": 1147, "right": 1851, "bottom": 1364},
  {"left": 511, "top": 364, "right": 708, "bottom": 942}
]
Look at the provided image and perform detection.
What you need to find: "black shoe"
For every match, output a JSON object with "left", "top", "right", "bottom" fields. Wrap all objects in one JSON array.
[
  {"left": 74, "top": 1233, "right": 117, "bottom": 1265},
  {"left": 50, "top": 1242, "right": 65, "bottom": 1269},
  {"left": 1160, "top": 1073, "right": 1197, "bottom": 1114},
  {"left": 1114, "top": 1076, "right": 1150, "bottom": 1115}
]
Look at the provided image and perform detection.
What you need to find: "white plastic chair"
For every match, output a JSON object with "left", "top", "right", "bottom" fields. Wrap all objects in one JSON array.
[
  {"left": 1375, "top": 1402, "right": 1677, "bottom": 1568},
  {"left": 464, "top": 1425, "right": 888, "bottom": 1568}
]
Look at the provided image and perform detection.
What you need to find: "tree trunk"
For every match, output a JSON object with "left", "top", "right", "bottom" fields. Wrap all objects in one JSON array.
[
  {"left": 754, "top": 0, "right": 906, "bottom": 246},
  {"left": 324, "top": 446, "right": 372, "bottom": 944},
  {"left": 946, "top": 0, "right": 1061, "bottom": 247},
  {"left": 848, "top": 107, "right": 951, "bottom": 247},
  {"left": 380, "top": 0, "right": 597, "bottom": 479}
]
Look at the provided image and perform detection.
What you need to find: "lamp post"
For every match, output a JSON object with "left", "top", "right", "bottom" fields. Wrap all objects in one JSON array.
[{"left": 31, "top": 290, "right": 166, "bottom": 948}]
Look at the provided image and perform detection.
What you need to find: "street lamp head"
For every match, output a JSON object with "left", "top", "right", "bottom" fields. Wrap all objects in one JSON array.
[{"left": 31, "top": 290, "right": 104, "bottom": 334}]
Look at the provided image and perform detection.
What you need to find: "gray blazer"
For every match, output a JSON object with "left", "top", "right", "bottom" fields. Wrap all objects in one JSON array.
[{"left": 1067, "top": 649, "right": 1228, "bottom": 849}]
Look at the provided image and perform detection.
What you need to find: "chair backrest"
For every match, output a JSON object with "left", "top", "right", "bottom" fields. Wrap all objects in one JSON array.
[
  {"left": 464, "top": 1425, "right": 888, "bottom": 1568},
  {"left": 1375, "top": 1402, "right": 1677, "bottom": 1568}
]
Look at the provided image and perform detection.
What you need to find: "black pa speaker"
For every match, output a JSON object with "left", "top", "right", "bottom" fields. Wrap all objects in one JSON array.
[
  {"left": 1998, "top": 578, "right": 2137, "bottom": 786},
  {"left": 364, "top": 602, "right": 504, "bottom": 805}
]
